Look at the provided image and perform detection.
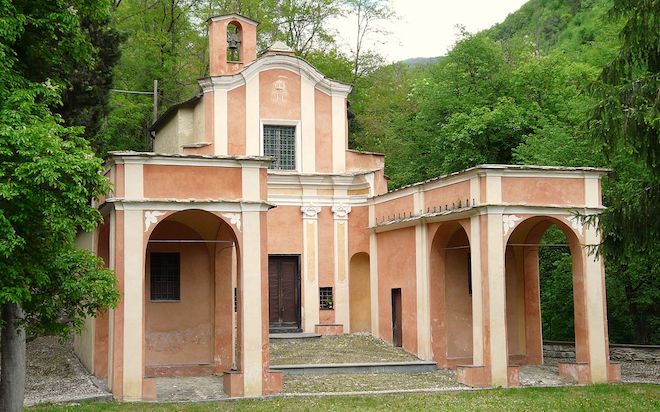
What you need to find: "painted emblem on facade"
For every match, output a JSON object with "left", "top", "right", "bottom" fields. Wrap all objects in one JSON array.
[
  {"left": 144, "top": 210, "right": 166, "bottom": 232},
  {"left": 272, "top": 77, "right": 288, "bottom": 104},
  {"left": 301, "top": 204, "right": 322, "bottom": 219},
  {"left": 222, "top": 213, "right": 242, "bottom": 232},
  {"left": 502, "top": 214, "right": 522, "bottom": 236},
  {"left": 331, "top": 204, "right": 352, "bottom": 220}
]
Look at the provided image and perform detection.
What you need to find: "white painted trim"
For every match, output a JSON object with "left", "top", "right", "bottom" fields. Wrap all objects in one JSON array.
[
  {"left": 123, "top": 163, "right": 144, "bottom": 200},
  {"left": 415, "top": 222, "right": 431, "bottom": 360},
  {"left": 485, "top": 175, "right": 501, "bottom": 204},
  {"left": 331, "top": 95, "right": 346, "bottom": 173},
  {"left": 245, "top": 74, "right": 260, "bottom": 156},
  {"left": 584, "top": 176, "right": 600, "bottom": 208},
  {"left": 486, "top": 213, "right": 508, "bottom": 387},
  {"left": 240, "top": 211, "right": 263, "bottom": 395},
  {"left": 111, "top": 154, "right": 270, "bottom": 169},
  {"left": 108, "top": 199, "right": 271, "bottom": 213},
  {"left": 213, "top": 89, "right": 229, "bottom": 155},
  {"left": 242, "top": 167, "right": 260, "bottom": 201},
  {"left": 470, "top": 215, "right": 484, "bottom": 366},
  {"left": 301, "top": 209, "right": 320, "bottom": 332},
  {"left": 300, "top": 77, "right": 316, "bottom": 173},
  {"left": 259, "top": 119, "right": 302, "bottom": 172},
  {"left": 368, "top": 205, "right": 379, "bottom": 337},
  {"left": 121, "top": 209, "right": 145, "bottom": 400}
]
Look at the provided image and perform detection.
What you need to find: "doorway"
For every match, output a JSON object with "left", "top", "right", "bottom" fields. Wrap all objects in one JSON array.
[
  {"left": 268, "top": 255, "right": 301, "bottom": 332},
  {"left": 392, "top": 288, "right": 402, "bottom": 347}
]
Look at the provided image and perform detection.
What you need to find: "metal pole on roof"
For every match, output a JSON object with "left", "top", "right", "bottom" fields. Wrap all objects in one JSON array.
[{"left": 153, "top": 79, "right": 159, "bottom": 125}]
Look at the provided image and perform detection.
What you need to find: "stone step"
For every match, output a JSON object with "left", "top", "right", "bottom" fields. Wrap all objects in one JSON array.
[
  {"left": 269, "top": 332, "right": 321, "bottom": 340},
  {"left": 270, "top": 360, "right": 437, "bottom": 375}
]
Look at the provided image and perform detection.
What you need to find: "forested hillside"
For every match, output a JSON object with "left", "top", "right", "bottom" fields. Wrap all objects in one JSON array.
[{"left": 100, "top": 0, "right": 657, "bottom": 344}]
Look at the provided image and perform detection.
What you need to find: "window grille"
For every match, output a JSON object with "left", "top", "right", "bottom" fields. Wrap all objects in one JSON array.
[
  {"left": 150, "top": 252, "right": 180, "bottom": 301},
  {"left": 263, "top": 125, "right": 296, "bottom": 170},
  {"left": 320, "top": 287, "right": 333, "bottom": 310}
]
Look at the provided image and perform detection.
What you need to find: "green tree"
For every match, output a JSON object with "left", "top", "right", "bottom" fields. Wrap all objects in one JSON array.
[{"left": 0, "top": 2, "right": 119, "bottom": 410}]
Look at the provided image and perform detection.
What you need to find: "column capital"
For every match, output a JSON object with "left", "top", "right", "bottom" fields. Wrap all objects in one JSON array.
[
  {"left": 331, "top": 204, "right": 351, "bottom": 220},
  {"left": 301, "top": 204, "right": 322, "bottom": 219}
]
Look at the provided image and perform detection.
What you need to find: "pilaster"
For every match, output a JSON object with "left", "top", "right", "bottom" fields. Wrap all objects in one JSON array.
[
  {"left": 301, "top": 205, "right": 322, "bottom": 332},
  {"left": 331, "top": 204, "right": 351, "bottom": 331}
]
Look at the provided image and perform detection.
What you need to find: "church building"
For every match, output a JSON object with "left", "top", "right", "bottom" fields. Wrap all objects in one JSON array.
[{"left": 73, "top": 14, "right": 621, "bottom": 400}]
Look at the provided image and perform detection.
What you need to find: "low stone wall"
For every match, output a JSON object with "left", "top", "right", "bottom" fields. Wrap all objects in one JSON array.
[{"left": 543, "top": 341, "right": 659, "bottom": 364}]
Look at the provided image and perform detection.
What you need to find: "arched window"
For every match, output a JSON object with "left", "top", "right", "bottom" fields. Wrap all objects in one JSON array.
[{"left": 226, "top": 22, "right": 241, "bottom": 62}]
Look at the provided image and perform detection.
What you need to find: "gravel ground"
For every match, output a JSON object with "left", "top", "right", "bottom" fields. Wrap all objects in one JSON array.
[
  {"left": 5, "top": 334, "right": 657, "bottom": 405},
  {"left": 2, "top": 335, "right": 111, "bottom": 407},
  {"left": 270, "top": 333, "right": 420, "bottom": 365}
]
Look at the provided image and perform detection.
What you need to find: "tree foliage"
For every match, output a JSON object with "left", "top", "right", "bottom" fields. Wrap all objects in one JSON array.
[{"left": 0, "top": 1, "right": 120, "bottom": 408}]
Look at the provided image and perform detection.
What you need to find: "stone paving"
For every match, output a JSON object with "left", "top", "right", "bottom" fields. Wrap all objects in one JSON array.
[{"left": 155, "top": 376, "right": 227, "bottom": 401}]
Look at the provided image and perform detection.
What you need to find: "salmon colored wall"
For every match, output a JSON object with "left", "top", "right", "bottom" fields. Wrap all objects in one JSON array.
[
  {"left": 115, "top": 165, "right": 125, "bottom": 198},
  {"left": 143, "top": 165, "right": 242, "bottom": 200},
  {"left": 267, "top": 206, "right": 303, "bottom": 254},
  {"left": 314, "top": 89, "right": 333, "bottom": 173},
  {"left": 445, "top": 229, "right": 473, "bottom": 359},
  {"left": 348, "top": 206, "right": 369, "bottom": 255},
  {"left": 505, "top": 247, "right": 526, "bottom": 356},
  {"left": 259, "top": 70, "right": 301, "bottom": 120},
  {"left": 376, "top": 227, "right": 417, "bottom": 353},
  {"left": 320, "top": 309, "right": 335, "bottom": 324},
  {"left": 374, "top": 195, "right": 414, "bottom": 223},
  {"left": 424, "top": 180, "right": 471, "bottom": 211},
  {"left": 112, "top": 210, "right": 125, "bottom": 399},
  {"left": 228, "top": 85, "right": 246, "bottom": 155},
  {"left": 349, "top": 252, "right": 371, "bottom": 332},
  {"left": 345, "top": 150, "right": 385, "bottom": 171},
  {"left": 318, "top": 208, "right": 334, "bottom": 288},
  {"left": 145, "top": 221, "right": 214, "bottom": 367},
  {"left": 501, "top": 177, "right": 585, "bottom": 206}
]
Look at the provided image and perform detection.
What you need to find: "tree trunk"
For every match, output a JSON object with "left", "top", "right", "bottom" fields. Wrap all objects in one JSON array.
[{"left": 0, "top": 303, "right": 26, "bottom": 412}]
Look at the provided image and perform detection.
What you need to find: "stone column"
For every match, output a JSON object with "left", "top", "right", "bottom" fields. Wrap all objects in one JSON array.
[
  {"left": 469, "top": 214, "right": 484, "bottom": 366},
  {"left": 331, "top": 204, "right": 351, "bottom": 332},
  {"left": 301, "top": 205, "right": 321, "bottom": 332}
]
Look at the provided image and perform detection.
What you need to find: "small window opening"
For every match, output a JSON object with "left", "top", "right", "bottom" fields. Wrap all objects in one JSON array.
[
  {"left": 227, "top": 23, "right": 241, "bottom": 62},
  {"left": 150, "top": 252, "right": 180, "bottom": 301},
  {"left": 320, "top": 287, "right": 333, "bottom": 310},
  {"left": 263, "top": 125, "right": 296, "bottom": 170}
]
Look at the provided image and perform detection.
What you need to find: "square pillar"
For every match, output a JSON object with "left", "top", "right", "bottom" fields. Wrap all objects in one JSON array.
[
  {"left": 582, "top": 224, "right": 610, "bottom": 383},
  {"left": 119, "top": 209, "right": 145, "bottom": 400},
  {"left": 237, "top": 210, "right": 264, "bottom": 396},
  {"left": 469, "top": 215, "right": 484, "bottom": 366},
  {"left": 485, "top": 212, "right": 508, "bottom": 387}
]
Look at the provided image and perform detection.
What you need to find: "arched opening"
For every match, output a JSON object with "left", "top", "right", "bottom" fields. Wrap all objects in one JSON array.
[
  {"left": 144, "top": 209, "right": 239, "bottom": 376},
  {"left": 226, "top": 21, "right": 242, "bottom": 62},
  {"left": 349, "top": 252, "right": 371, "bottom": 332},
  {"left": 504, "top": 216, "right": 585, "bottom": 366},
  {"left": 430, "top": 221, "right": 473, "bottom": 367}
]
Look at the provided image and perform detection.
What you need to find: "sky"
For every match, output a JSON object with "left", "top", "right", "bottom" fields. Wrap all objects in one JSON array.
[{"left": 332, "top": 0, "right": 529, "bottom": 63}]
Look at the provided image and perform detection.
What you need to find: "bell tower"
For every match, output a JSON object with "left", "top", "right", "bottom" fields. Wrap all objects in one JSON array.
[{"left": 208, "top": 14, "right": 259, "bottom": 76}]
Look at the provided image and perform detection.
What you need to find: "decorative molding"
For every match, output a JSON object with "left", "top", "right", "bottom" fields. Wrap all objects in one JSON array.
[
  {"left": 502, "top": 214, "right": 522, "bottom": 236},
  {"left": 565, "top": 215, "right": 583, "bottom": 234},
  {"left": 144, "top": 210, "right": 166, "bottom": 232},
  {"left": 222, "top": 213, "right": 242, "bottom": 232},
  {"left": 301, "top": 204, "right": 322, "bottom": 219},
  {"left": 331, "top": 204, "right": 352, "bottom": 220}
]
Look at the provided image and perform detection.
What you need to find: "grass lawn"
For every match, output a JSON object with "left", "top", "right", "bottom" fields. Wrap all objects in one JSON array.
[{"left": 29, "top": 384, "right": 659, "bottom": 411}]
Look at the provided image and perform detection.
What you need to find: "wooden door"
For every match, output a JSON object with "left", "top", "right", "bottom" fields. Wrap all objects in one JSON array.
[
  {"left": 392, "top": 288, "right": 402, "bottom": 347},
  {"left": 268, "top": 256, "right": 301, "bottom": 332}
]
